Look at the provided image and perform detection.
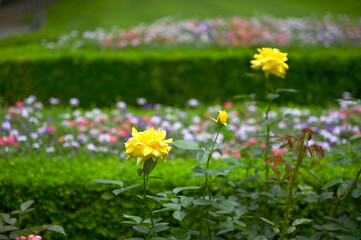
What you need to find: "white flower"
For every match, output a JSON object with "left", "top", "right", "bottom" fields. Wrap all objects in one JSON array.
[
  {"left": 49, "top": 97, "right": 60, "bottom": 105},
  {"left": 137, "top": 97, "right": 147, "bottom": 105},
  {"left": 187, "top": 98, "right": 199, "bottom": 107},
  {"left": 70, "top": 98, "right": 79, "bottom": 107},
  {"left": 116, "top": 101, "right": 127, "bottom": 109}
]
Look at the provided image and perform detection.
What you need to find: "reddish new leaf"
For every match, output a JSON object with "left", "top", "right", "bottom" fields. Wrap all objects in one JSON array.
[
  {"left": 301, "top": 128, "right": 313, "bottom": 141},
  {"left": 284, "top": 135, "right": 296, "bottom": 149},
  {"left": 312, "top": 144, "right": 324, "bottom": 158}
]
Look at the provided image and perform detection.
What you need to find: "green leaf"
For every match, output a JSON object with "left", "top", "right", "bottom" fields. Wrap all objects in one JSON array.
[
  {"left": 4, "top": 226, "right": 18, "bottom": 231},
  {"left": 0, "top": 234, "right": 8, "bottom": 240},
  {"left": 20, "top": 200, "right": 34, "bottom": 212},
  {"left": 162, "top": 203, "right": 182, "bottom": 211},
  {"left": 322, "top": 223, "right": 342, "bottom": 231},
  {"left": 143, "top": 159, "right": 157, "bottom": 176},
  {"left": 260, "top": 217, "right": 275, "bottom": 226},
  {"left": 47, "top": 225, "right": 67, "bottom": 235},
  {"left": 322, "top": 178, "right": 343, "bottom": 189},
  {"left": 91, "top": 179, "right": 123, "bottom": 187},
  {"left": 193, "top": 199, "right": 212, "bottom": 206},
  {"left": 222, "top": 176, "right": 236, "bottom": 187},
  {"left": 149, "top": 176, "right": 165, "bottom": 181},
  {"left": 349, "top": 134, "right": 361, "bottom": 141},
  {"left": 266, "top": 93, "right": 280, "bottom": 100},
  {"left": 287, "top": 226, "right": 296, "bottom": 234},
  {"left": 173, "top": 210, "right": 187, "bottom": 221},
  {"left": 137, "top": 168, "right": 143, "bottom": 176},
  {"left": 352, "top": 189, "right": 361, "bottom": 198},
  {"left": 196, "top": 150, "right": 208, "bottom": 165},
  {"left": 126, "top": 238, "right": 144, "bottom": 240},
  {"left": 113, "top": 184, "right": 141, "bottom": 195},
  {"left": 151, "top": 237, "right": 168, "bottom": 240},
  {"left": 122, "top": 214, "right": 142, "bottom": 224},
  {"left": 133, "top": 225, "right": 149, "bottom": 234},
  {"left": 337, "top": 183, "right": 350, "bottom": 197},
  {"left": 329, "top": 158, "right": 359, "bottom": 165},
  {"left": 336, "top": 236, "right": 358, "bottom": 240},
  {"left": 292, "top": 218, "right": 313, "bottom": 226},
  {"left": 175, "top": 232, "right": 191, "bottom": 240},
  {"left": 275, "top": 88, "right": 298, "bottom": 93},
  {"left": 173, "top": 186, "right": 201, "bottom": 195},
  {"left": 172, "top": 140, "right": 200, "bottom": 150},
  {"left": 177, "top": 197, "right": 192, "bottom": 208},
  {"left": 150, "top": 225, "right": 169, "bottom": 233}
]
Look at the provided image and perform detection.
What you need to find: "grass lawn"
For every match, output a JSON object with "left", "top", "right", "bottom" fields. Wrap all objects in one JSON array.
[{"left": 42, "top": 0, "right": 361, "bottom": 35}]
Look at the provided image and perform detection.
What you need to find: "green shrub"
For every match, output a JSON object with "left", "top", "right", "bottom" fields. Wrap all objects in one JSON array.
[
  {"left": 1, "top": 48, "right": 360, "bottom": 107},
  {"left": 0, "top": 153, "right": 359, "bottom": 239}
]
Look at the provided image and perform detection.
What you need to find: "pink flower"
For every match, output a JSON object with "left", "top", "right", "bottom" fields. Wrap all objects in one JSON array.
[
  {"left": 354, "top": 106, "right": 361, "bottom": 113},
  {"left": 224, "top": 101, "right": 233, "bottom": 109},
  {"left": 118, "top": 130, "right": 127, "bottom": 137},
  {"left": 16, "top": 101, "right": 24, "bottom": 108},
  {"left": 5, "top": 136, "right": 16, "bottom": 145},
  {"left": 260, "top": 143, "right": 267, "bottom": 148},
  {"left": 58, "top": 136, "right": 65, "bottom": 142},
  {"left": 16, "top": 236, "right": 42, "bottom": 240},
  {"left": 272, "top": 147, "right": 288, "bottom": 156},
  {"left": 232, "top": 149, "right": 241, "bottom": 158},
  {"left": 249, "top": 138, "right": 258, "bottom": 144},
  {"left": 28, "top": 235, "right": 42, "bottom": 240}
]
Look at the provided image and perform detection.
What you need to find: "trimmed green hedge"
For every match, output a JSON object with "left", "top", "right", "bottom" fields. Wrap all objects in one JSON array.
[
  {"left": 1, "top": 47, "right": 361, "bottom": 107},
  {"left": 0, "top": 154, "right": 358, "bottom": 239}
]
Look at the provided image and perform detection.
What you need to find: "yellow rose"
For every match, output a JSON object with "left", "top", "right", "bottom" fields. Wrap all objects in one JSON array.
[
  {"left": 250, "top": 48, "right": 289, "bottom": 78},
  {"left": 124, "top": 127, "right": 173, "bottom": 165},
  {"left": 217, "top": 110, "right": 228, "bottom": 125}
]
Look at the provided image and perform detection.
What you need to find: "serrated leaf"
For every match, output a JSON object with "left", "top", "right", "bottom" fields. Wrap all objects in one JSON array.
[
  {"left": 322, "top": 178, "right": 343, "bottom": 189},
  {"left": 260, "top": 217, "right": 275, "bottom": 226},
  {"left": 133, "top": 225, "right": 149, "bottom": 234},
  {"left": 20, "top": 200, "right": 34, "bottom": 212},
  {"left": 172, "top": 140, "right": 199, "bottom": 150},
  {"left": 91, "top": 179, "right": 123, "bottom": 187},
  {"left": 150, "top": 225, "right": 169, "bottom": 233},
  {"left": 292, "top": 218, "right": 313, "bottom": 226},
  {"left": 47, "top": 225, "right": 67, "bottom": 235},
  {"left": 173, "top": 186, "right": 201, "bottom": 195}
]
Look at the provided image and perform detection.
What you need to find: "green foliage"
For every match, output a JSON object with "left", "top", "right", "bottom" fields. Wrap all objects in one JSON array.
[{"left": 0, "top": 48, "right": 361, "bottom": 107}]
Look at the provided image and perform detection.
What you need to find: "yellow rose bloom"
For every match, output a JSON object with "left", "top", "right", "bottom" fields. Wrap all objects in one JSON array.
[
  {"left": 250, "top": 48, "right": 289, "bottom": 78},
  {"left": 217, "top": 110, "right": 228, "bottom": 125},
  {"left": 124, "top": 127, "right": 173, "bottom": 165}
]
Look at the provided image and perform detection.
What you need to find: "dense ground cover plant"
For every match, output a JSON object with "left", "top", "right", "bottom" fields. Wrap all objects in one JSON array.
[{"left": 41, "top": 15, "right": 361, "bottom": 50}]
